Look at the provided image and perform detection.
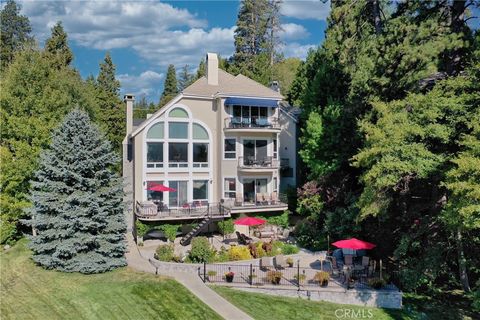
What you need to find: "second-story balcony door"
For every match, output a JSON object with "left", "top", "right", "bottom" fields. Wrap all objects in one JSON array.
[
  {"left": 243, "top": 178, "right": 267, "bottom": 204},
  {"left": 243, "top": 139, "right": 268, "bottom": 166}
]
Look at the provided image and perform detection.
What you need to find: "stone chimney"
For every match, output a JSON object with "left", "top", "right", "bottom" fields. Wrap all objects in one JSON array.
[
  {"left": 124, "top": 94, "right": 135, "bottom": 135},
  {"left": 206, "top": 52, "right": 218, "bottom": 86}
]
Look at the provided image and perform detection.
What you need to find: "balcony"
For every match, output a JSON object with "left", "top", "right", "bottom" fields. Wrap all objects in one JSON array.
[
  {"left": 221, "top": 193, "right": 288, "bottom": 214},
  {"left": 136, "top": 201, "right": 230, "bottom": 221},
  {"left": 238, "top": 156, "right": 279, "bottom": 171},
  {"left": 224, "top": 117, "right": 280, "bottom": 132}
]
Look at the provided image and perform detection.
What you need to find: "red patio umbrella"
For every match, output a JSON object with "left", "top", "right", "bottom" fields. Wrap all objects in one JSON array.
[
  {"left": 332, "top": 238, "right": 376, "bottom": 250},
  {"left": 234, "top": 217, "right": 266, "bottom": 226},
  {"left": 147, "top": 183, "right": 176, "bottom": 192}
]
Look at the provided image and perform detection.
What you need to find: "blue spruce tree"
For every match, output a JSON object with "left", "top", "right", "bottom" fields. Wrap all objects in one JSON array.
[{"left": 28, "top": 109, "right": 126, "bottom": 273}]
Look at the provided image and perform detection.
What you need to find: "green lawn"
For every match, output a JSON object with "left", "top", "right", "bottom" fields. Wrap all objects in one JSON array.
[
  {"left": 0, "top": 240, "right": 222, "bottom": 320},
  {"left": 212, "top": 286, "right": 474, "bottom": 320}
]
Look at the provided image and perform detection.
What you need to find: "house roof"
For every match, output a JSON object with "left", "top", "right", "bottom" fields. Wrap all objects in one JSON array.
[{"left": 183, "top": 69, "right": 283, "bottom": 99}]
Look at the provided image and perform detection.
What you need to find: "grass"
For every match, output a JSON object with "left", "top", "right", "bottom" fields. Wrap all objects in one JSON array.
[
  {"left": 212, "top": 286, "right": 477, "bottom": 320},
  {"left": 0, "top": 239, "right": 222, "bottom": 320}
]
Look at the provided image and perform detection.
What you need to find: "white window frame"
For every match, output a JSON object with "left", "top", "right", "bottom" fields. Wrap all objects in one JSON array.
[
  {"left": 223, "top": 137, "right": 236, "bottom": 160},
  {"left": 223, "top": 177, "right": 237, "bottom": 199}
]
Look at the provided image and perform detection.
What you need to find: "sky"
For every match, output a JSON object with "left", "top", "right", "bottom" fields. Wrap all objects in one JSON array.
[{"left": 19, "top": 0, "right": 331, "bottom": 103}]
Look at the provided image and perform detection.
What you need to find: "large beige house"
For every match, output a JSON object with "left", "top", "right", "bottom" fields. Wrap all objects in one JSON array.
[{"left": 123, "top": 53, "right": 297, "bottom": 243}]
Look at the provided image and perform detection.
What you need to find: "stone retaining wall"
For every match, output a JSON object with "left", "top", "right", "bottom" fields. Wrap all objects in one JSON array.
[{"left": 233, "top": 286, "right": 402, "bottom": 309}]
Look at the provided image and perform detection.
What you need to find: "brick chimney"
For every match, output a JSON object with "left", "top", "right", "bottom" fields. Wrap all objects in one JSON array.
[
  {"left": 124, "top": 94, "right": 135, "bottom": 135},
  {"left": 206, "top": 53, "right": 218, "bottom": 86}
]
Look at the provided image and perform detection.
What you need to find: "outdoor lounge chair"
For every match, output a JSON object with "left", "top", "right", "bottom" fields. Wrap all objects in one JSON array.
[
  {"left": 235, "top": 193, "right": 243, "bottom": 206},
  {"left": 260, "top": 257, "right": 274, "bottom": 271},
  {"left": 274, "top": 255, "right": 288, "bottom": 269},
  {"left": 236, "top": 231, "right": 247, "bottom": 245},
  {"left": 256, "top": 193, "right": 264, "bottom": 205},
  {"left": 263, "top": 193, "right": 271, "bottom": 205}
]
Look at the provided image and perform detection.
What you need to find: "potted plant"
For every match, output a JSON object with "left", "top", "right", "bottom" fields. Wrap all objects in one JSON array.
[
  {"left": 313, "top": 271, "right": 330, "bottom": 287},
  {"left": 286, "top": 257, "right": 294, "bottom": 267},
  {"left": 225, "top": 271, "right": 235, "bottom": 282},
  {"left": 266, "top": 271, "right": 283, "bottom": 285},
  {"left": 293, "top": 274, "right": 306, "bottom": 285},
  {"left": 368, "top": 278, "right": 386, "bottom": 290},
  {"left": 207, "top": 270, "right": 217, "bottom": 281}
]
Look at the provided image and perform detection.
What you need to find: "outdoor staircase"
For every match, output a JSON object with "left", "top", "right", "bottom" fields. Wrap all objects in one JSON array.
[{"left": 180, "top": 216, "right": 213, "bottom": 246}]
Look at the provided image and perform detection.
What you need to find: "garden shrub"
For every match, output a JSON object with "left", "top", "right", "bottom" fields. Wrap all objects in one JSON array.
[
  {"left": 218, "top": 219, "right": 235, "bottom": 235},
  {"left": 294, "top": 218, "right": 325, "bottom": 250},
  {"left": 472, "top": 280, "right": 480, "bottom": 312},
  {"left": 248, "top": 242, "right": 258, "bottom": 258},
  {"left": 160, "top": 224, "right": 179, "bottom": 242},
  {"left": 368, "top": 278, "right": 387, "bottom": 289},
  {"left": 256, "top": 242, "right": 267, "bottom": 258},
  {"left": 266, "top": 271, "right": 283, "bottom": 284},
  {"left": 215, "top": 246, "right": 229, "bottom": 262},
  {"left": 265, "top": 210, "right": 290, "bottom": 228},
  {"left": 262, "top": 242, "right": 273, "bottom": 255},
  {"left": 135, "top": 220, "right": 149, "bottom": 238},
  {"left": 188, "top": 237, "right": 216, "bottom": 263},
  {"left": 271, "top": 241, "right": 284, "bottom": 255},
  {"left": 282, "top": 244, "right": 300, "bottom": 255},
  {"left": 155, "top": 244, "right": 174, "bottom": 262},
  {"left": 313, "top": 271, "right": 330, "bottom": 284},
  {"left": 228, "top": 246, "right": 252, "bottom": 261}
]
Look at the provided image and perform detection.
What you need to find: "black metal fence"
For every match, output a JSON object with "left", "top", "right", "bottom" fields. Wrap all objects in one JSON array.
[{"left": 199, "top": 262, "right": 398, "bottom": 291}]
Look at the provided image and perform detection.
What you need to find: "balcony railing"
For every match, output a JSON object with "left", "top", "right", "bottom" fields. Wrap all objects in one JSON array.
[
  {"left": 238, "top": 156, "right": 279, "bottom": 169},
  {"left": 221, "top": 192, "right": 288, "bottom": 209},
  {"left": 136, "top": 201, "right": 228, "bottom": 220},
  {"left": 224, "top": 117, "right": 280, "bottom": 129}
]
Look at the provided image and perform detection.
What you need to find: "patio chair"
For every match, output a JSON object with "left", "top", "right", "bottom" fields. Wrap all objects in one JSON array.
[
  {"left": 236, "top": 231, "right": 247, "bottom": 245},
  {"left": 330, "top": 256, "right": 340, "bottom": 276},
  {"left": 262, "top": 157, "right": 272, "bottom": 167},
  {"left": 274, "top": 255, "right": 288, "bottom": 269},
  {"left": 263, "top": 193, "right": 271, "bottom": 205},
  {"left": 241, "top": 233, "right": 252, "bottom": 243},
  {"left": 235, "top": 193, "right": 243, "bottom": 206},
  {"left": 271, "top": 192, "right": 278, "bottom": 205},
  {"left": 260, "top": 257, "right": 274, "bottom": 271},
  {"left": 231, "top": 117, "right": 242, "bottom": 128},
  {"left": 344, "top": 255, "right": 353, "bottom": 266},
  {"left": 241, "top": 118, "right": 251, "bottom": 127},
  {"left": 256, "top": 193, "right": 264, "bottom": 205}
]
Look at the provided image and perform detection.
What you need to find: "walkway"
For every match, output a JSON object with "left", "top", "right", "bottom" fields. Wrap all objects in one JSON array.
[{"left": 125, "top": 234, "right": 253, "bottom": 320}]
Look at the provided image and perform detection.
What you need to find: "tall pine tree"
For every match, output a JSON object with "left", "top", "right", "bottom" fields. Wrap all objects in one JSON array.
[
  {"left": 95, "top": 52, "right": 124, "bottom": 154},
  {"left": 159, "top": 64, "right": 178, "bottom": 107},
  {"left": 28, "top": 109, "right": 126, "bottom": 274},
  {"left": 0, "top": 0, "right": 33, "bottom": 71},
  {"left": 177, "top": 64, "right": 194, "bottom": 91},
  {"left": 45, "top": 21, "right": 73, "bottom": 69}
]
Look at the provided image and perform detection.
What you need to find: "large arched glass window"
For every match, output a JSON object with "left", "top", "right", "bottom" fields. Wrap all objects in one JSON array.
[
  {"left": 169, "top": 122, "right": 188, "bottom": 139},
  {"left": 193, "top": 123, "right": 208, "bottom": 140},
  {"left": 169, "top": 108, "right": 189, "bottom": 118},
  {"left": 147, "top": 122, "right": 164, "bottom": 139}
]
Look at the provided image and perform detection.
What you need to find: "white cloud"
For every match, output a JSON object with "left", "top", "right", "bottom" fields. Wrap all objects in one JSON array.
[
  {"left": 280, "top": 23, "right": 310, "bottom": 40},
  {"left": 20, "top": 1, "right": 234, "bottom": 67},
  {"left": 281, "top": 0, "right": 331, "bottom": 20},
  {"left": 283, "top": 42, "right": 316, "bottom": 60},
  {"left": 118, "top": 70, "right": 164, "bottom": 97}
]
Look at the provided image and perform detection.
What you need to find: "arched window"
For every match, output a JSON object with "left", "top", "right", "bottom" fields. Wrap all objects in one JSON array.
[
  {"left": 169, "top": 122, "right": 188, "bottom": 139},
  {"left": 147, "top": 122, "right": 164, "bottom": 139},
  {"left": 193, "top": 123, "right": 209, "bottom": 140},
  {"left": 169, "top": 108, "right": 189, "bottom": 118}
]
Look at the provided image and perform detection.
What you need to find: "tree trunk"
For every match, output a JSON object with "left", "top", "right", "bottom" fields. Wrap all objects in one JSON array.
[
  {"left": 372, "top": 0, "right": 382, "bottom": 35},
  {"left": 455, "top": 227, "right": 471, "bottom": 292}
]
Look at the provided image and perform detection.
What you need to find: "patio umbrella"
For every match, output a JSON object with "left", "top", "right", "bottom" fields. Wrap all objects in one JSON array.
[
  {"left": 234, "top": 217, "right": 266, "bottom": 226},
  {"left": 332, "top": 238, "right": 376, "bottom": 250},
  {"left": 234, "top": 217, "right": 266, "bottom": 237},
  {"left": 147, "top": 183, "right": 176, "bottom": 192}
]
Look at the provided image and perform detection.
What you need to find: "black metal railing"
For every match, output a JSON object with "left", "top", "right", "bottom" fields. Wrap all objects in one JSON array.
[
  {"left": 224, "top": 117, "right": 280, "bottom": 129},
  {"left": 200, "top": 261, "right": 399, "bottom": 291},
  {"left": 238, "top": 156, "right": 279, "bottom": 169}
]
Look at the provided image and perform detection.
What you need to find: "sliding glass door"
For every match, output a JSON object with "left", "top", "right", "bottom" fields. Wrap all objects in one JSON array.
[
  {"left": 168, "top": 181, "right": 188, "bottom": 207},
  {"left": 243, "top": 178, "right": 268, "bottom": 204},
  {"left": 243, "top": 139, "right": 268, "bottom": 165}
]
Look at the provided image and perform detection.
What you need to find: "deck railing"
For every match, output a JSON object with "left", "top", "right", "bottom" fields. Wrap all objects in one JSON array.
[
  {"left": 136, "top": 201, "right": 228, "bottom": 220},
  {"left": 238, "top": 156, "right": 279, "bottom": 169},
  {"left": 224, "top": 117, "right": 280, "bottom": 129}
]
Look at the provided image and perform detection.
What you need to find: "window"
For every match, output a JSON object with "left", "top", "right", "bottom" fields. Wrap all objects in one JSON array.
[
  {"left": 224, "top": 138, "right": 236, "bottom": 159},
  {"left": 193, "top": 123, "right": 208, "bottom": 139},
  {"left": 169, "top": 181, "right": 188, "bottom": 207},
  {"left": 147, "top": 142, "right": 163, "bottom": 168},
  {"left": 169, "top": 143, "right": 188, "bottom": 167},
  {"left": 193, "top": 143, "right": 208, "bottom": 167},
  {"left": 193, "top": 180, "right": 208, "bottom": 201},
  {"left": 273, "top": 139, "right": 278, "bottom": 159},
  {"left": 147, "top": 122, "right": 164, "bottom": 139},
  {"left": 147, "top": 181, "right": 164, "bottom": 201},
  {"left": 169, "top": 122, "right": 188, "bottom": 139},
  {"left": 169, "top": 108, "right": 188, "bottom": 118},
  {"left": 224, "top": 178, "right": 236, "bottom": 198}
]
